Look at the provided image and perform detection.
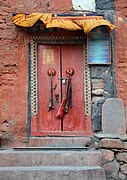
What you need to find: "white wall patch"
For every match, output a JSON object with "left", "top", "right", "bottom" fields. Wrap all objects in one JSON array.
[{"left": 72, "top": 0, "right": 95, "bottom": 12}]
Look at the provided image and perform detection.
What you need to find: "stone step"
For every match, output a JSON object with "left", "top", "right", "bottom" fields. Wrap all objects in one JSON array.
[
  {"left": 13, "top": 146, "right": 88, "bottom": 151},
  {"left": 0, "top": 166, "right": 106, "bottom": 180},
  {"left": 0, "top": 149, "right": 102, "bottom": 167},
  {"left": 28, "top": 136, "right": 93, "bottom": 147}
]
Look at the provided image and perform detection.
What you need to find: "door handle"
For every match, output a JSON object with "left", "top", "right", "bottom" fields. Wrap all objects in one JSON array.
[
  {"left": 66, "top": 67, "right": 74, "bottom": 76},
  {"left": 47, "top": 68, "right": 56, "bottom": 111}
]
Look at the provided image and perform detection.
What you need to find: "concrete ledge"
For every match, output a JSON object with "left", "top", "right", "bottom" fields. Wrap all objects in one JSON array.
[
  {"left": 94, "top": 134, "right": 127, "bottom": 141},
  {"left": 0, "top": 166, "right": 106, "bottom": 180},
  {"left": 29, "top": 136, "right": 93, "bottom": 147},
  {"left": 0, "top": 150, "right": 102, "bottom": 167}
]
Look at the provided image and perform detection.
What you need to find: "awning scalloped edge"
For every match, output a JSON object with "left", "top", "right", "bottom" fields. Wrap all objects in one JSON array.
[{"left": 12, "top": 13, "right": 115, "bottom": 34}]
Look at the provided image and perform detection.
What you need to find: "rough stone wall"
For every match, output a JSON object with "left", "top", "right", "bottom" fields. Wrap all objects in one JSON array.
[
  {"left": 114, "top": 0, "right": 127, "bottom": 104},
  {"left": 0, "top": 0, "right": 72, "bottom": 146},
  {"left": 94, "top": 134, "right": 127, "bottom": 180},
  {"left": 91, "top": 0, "right": 116, "bottom": 132}
]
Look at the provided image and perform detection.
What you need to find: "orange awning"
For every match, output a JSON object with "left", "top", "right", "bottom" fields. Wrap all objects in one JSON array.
[{"left": 12, "top": 13, "right": 115, "bottom": 34}]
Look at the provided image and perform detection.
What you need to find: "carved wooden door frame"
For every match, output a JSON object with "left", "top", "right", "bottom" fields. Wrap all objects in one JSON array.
[{"left": 28, "top": 35, "right": 92, "bottom": 136}]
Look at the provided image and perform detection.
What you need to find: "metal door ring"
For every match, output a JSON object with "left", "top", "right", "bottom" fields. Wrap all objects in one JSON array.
[
  {"left": 47, "top": 68, "right": 56, "bottom": 77},
  {"left": 66, "top": 67, "right": 74, "bottom": 76}
]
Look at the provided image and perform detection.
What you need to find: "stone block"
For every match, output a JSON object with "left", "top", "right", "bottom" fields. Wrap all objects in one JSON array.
[
  {"left": 94, "top": 134, "right": 127, "bottom": 141},
  {"left": 103, "top": 160, "right": 119, "bottom": 179},
  {"left": 121, "top": 164, "right": 127, "bottom": 175},
  {"left": 96, "top": 0, "right": 115, "bottom": 10},
  {"left": 101, "top": 149, "right": 114, "bottom": 163},
  {"left": 99, "top": 138, "right": 123, "bottom": 149},
  {"left": 116, "top": 152, "right": 127, "bottom": 163},
  {"left": 118, "top": 172, "right": 126, "bottom": 180},
  {"left": 124, "top": 142, "right": 127, "bottom": 149},
  {"left": 102, "top": 98, "right": 126, "bottom": 134},
  {"left": 92, "top": 89, "right": 104, "bottom": 96},
  {"left": 92, "top": 97, "right": 105, "bottom": 131},
  {"left": 94, "top": 142, "right": 99, "bottom": 149},
  {"left": 92, "top": 97, "right": 105, "bottom": 103},
  {"left": 91, "top": 79, "right": 104, "bottom": 90}
]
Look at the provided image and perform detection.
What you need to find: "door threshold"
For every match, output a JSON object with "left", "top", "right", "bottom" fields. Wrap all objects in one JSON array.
[{"left": 31, "top": 131, "right": 93, "bottom": 136}]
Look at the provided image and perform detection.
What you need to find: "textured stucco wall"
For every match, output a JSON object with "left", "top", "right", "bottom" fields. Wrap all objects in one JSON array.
[
  {"left": 0, "top": 0, "right": 73, "bottom": 146},
  {"left": 114, "top": 0, "right": 127, "bottom": 104}
]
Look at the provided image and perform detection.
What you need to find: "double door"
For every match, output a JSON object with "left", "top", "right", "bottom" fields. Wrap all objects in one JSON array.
[{"left": 35, "top": 44, "right": 86, "bottom": 135}]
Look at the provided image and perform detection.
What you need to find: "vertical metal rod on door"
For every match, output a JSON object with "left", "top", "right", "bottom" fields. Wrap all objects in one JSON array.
[{"left": 60, "top": 45, "right": 64, "bottom": 131}]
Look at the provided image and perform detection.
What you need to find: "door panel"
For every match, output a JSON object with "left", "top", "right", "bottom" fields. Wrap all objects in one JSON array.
[
  {"left": 38, "top": 45, "right": 61, "bottom": 131},
  {"left": 62, "top": 45, "right": 85, "bottom": 131},
  {"left": 36, "top": 44, "right": 86, "bottom": 135}
]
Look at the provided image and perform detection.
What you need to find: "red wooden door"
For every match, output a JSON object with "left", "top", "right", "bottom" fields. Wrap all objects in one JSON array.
[
  {"left": 38, "top": 45, "right": 61, "bottom": 133},
  {"left": 62, "top": 45, "right": 85, "bottom": 132},
  {"left": 31, "top": 44, "right": 91, "bottom": 136}
]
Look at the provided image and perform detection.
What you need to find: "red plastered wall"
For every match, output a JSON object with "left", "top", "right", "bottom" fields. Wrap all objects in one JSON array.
[
  {"left": 0, "top": 0, "right": 72, "bottom": 146},
  {"left": 114, "top": 0, "right": 127, "bottom": 104}
]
